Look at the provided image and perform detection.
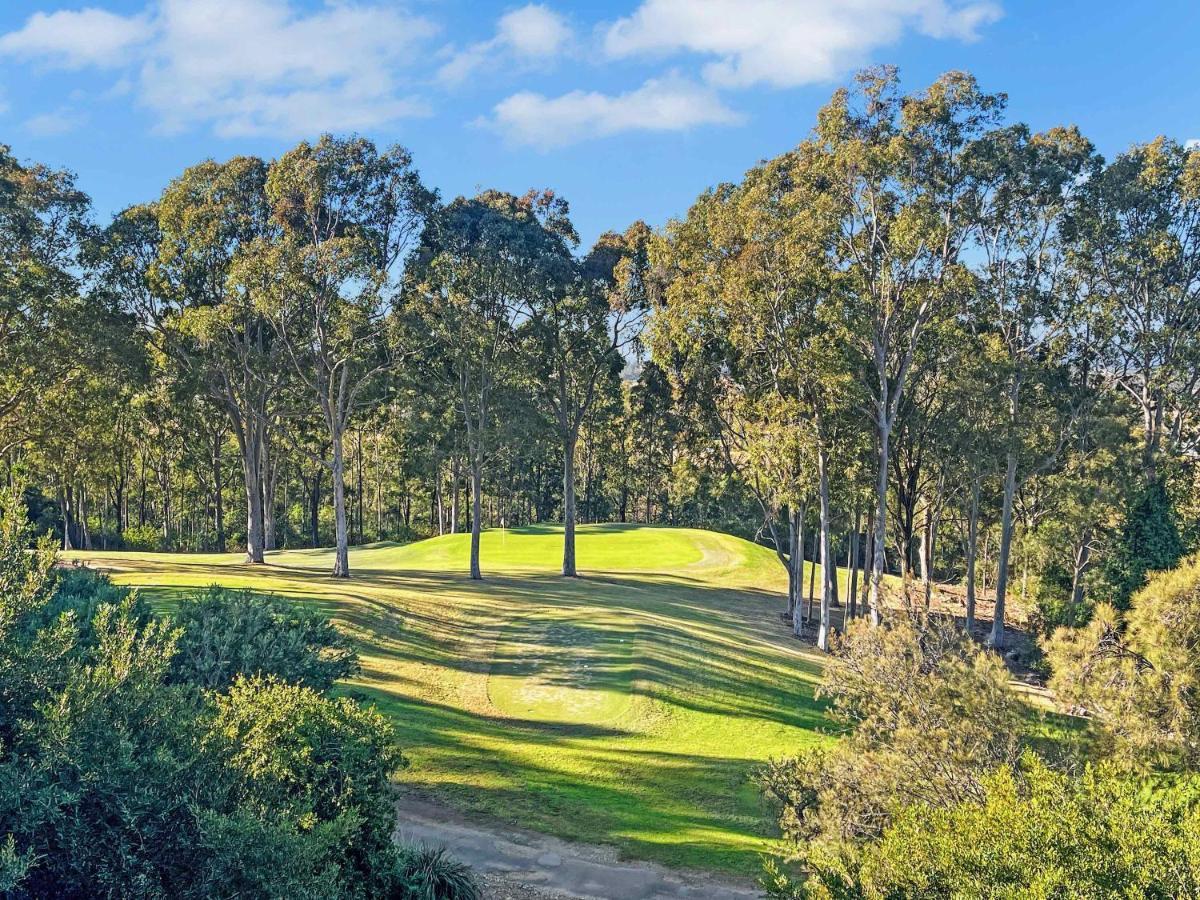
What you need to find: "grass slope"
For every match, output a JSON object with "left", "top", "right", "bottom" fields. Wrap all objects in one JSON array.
[{"left": 66, "top": 524, "right": 838, "bottom": 876}]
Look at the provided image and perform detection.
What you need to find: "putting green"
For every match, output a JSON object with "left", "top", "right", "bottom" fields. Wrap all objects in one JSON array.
[{"left": 64, "top": 524, "right": 837, "bottom": 876}]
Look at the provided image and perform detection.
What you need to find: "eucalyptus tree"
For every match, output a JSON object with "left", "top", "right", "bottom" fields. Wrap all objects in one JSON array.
[
  {"left": 653, "top": 141, "right": 855, "bottom": 647},
  {"left": 524, "top": 215, "right": 649, "bottom": 576},
  {"left": 93, "top": 158, "right": 288, "bottom": 563},
  {"left": 1067, "top": 138, "right": 1200, "bottom": 482},
  {"left": 0, "top": 145, "right": 93, "bottom": 455},
  {"left": 255, "top": 135, "right": 432, "bottom": 578},
  {"left": 821, "top": 67, "right": 1005, "bottom": 624},
  {"left": 965, "top": 124, "right": 1097, "bottom": 647},
  {"left": 407, "top": 190, "right": 562, "bottom": 579}
]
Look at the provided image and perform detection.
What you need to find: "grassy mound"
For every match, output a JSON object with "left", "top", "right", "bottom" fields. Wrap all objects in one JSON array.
[{"left": 66, "top": 524, "right": 835, "bottom": 876}]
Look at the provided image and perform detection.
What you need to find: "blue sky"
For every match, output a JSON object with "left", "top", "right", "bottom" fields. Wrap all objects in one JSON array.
[{"left": 2, "top": 0, "right": 1198, "bottom": 247}]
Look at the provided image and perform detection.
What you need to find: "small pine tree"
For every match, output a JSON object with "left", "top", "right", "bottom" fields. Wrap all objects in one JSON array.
[{"left": 1104, "top": 479, "right": 1184, "bottom": 608}]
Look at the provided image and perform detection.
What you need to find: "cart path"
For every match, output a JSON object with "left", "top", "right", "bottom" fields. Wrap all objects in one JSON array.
[{"left": 393, "top": 796, "right": 763, "bottom": 900}]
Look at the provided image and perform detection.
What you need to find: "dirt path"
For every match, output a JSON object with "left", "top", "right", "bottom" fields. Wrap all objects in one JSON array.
[{"left": 394, "top": 796, "right": 763, "bottom": 900}]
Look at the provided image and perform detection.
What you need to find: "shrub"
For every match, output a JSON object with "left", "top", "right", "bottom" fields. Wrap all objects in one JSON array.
[
  {"left": 795, "top": 755, "right": 1200, "bottom": 899},
  {"left": 121, "top": 523, "right": 165, "bottom": 551},
  {"left": 0, "top": 489, "right": 446, "bottom": 899},
  {"left": 396, "top": 846, "right": 481, "bottom": 900},
  {"left": 1045, "top": 552, "right": 1200, "bottom": 769},
  {"left": 760, "top": 615, "right": 1021, "bottom": 848},
  {"left": 169, "top": 587, "right": 358, "bottom": 691}
]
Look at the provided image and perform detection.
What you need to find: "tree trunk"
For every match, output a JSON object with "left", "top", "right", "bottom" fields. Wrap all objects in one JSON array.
[
  {"left": 451, "top": 455, "right": 460, "bottom": 534},
  {"left": 331, "top": 425, "right": 350, "bottom": 578},
  {"left": 61, "top": 484, "right": 75, "bottom": 551},
  {"left": 848, "top": 505, "right": 861, "bottom": 620},
  {"left": 817, "top": 449, "right": 834, "bottom": 651},
  {"left": 262, "top": 433, "right": 277, "bottom": 552},
  {"left": 793, "top": 507, "right": 806, "bottom": 636},
  {"left": 470, "top": 455, "right": 483, "bottom": 580},
  {"left": 990, "top": 448, "right": 1018, "bottom": 649},
  {"left": 1070, "top": 529, "right": 1092, "bottom": 614},
  {"left": 562, "top": 431, "right": 578, "bottom": 577},
  {"left": 965, "top": 476, "right": 980, "bottom": 635},
  {"left": 308, "top": 471, "right": 321, "bottom": 548},
  {"left": 435, "top": 460, "right": 445, "bottom": 536},
  {"left": 212, "top": 434, "right": 225, "bottom": 552},
  {"left": 919, "top": 500, "right": 933, "bottom": 608},
  {"left": 869, "top": 424, "right": 890, "bottom": 626},
  {"left": 241, "top": 430, "right": 266, "bottom": 563},
  {"left": 787, "top": 511, "right": 796, "bottom": 624}
]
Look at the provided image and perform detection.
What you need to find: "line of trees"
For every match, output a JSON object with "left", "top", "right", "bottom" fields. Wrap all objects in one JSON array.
[{"left": 4, "top": 66, "right": 1200, "bottom": 649}]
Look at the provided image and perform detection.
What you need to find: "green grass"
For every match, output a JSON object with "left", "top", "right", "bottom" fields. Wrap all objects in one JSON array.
[{"left": 66, "top": 524, "right": 840, "bottom": 876}]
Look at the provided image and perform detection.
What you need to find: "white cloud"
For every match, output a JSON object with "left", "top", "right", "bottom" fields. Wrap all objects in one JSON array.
[
  {"left": 604, "top": 0, "right": 1002, "bottom": 89},
  {"left": 24, "top": 109, "right": 85, "bottom": 137},
  {"left": 439, "top": 4, "right": 571, "bottom": 86},
  {"left": 0, "top": 7, "right": 151, "bottom": 69},
  {"left": 1186, "top": 139, "right": 1200, "bottom": 151},
  {"left": 487, "top": 75, "right": 742, "bottom": 148},
  {"left": 0, "top": 0, "right": 437, "bottom": 138}
]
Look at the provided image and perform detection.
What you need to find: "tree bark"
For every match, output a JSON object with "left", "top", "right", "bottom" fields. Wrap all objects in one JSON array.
[
  {"left": 965, "top": 476, "right": 980, "bottom": 635},
  {"left": 562, "top": 431, "right": 578, "bottom": 577},
  {"left": 990, "top": 448, "right": 1018, "bottom": 649},
  {"left": 817, "top": 448, "right": 834, "bottom": 651},
  {"left": 331, "top": 425, "right": 350, "bottom": 578},
  {"left": 848, "top": 505, "right": 861, "bottom": 620},
  {"left": 470, "top": 455, "right": 483, "bottom": 580},
  {"left": 869, "top": 423, "right": 890, "bottom": 626},
  {"left": 240, "top": 428, "right": 266, "bottom": 564},
  {"left": 792, "top": 506, "right": 806, "bottom": 636},
  {"left": 1070, "top": 529, "right": 1092, "bottom": 613},
  {"left": 919, "top": 500, "right": 933, "bottom": 608}
]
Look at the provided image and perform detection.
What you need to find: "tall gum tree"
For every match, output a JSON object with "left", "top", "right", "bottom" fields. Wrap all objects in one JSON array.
[
  {"left": 257, "top": 135, "right": 432, "bottom": 578},
  {"left": 652, "top": 141, "right": 854, "bottom": 645},
  {"left": 965, "top": 124, "right": 1097, "bottom": 647},
  {"left": 1067, "top": 138, "right": 1200, "bottom": 483},
  {"left": 524, "top": 209, "right": 650, "bottom": 577},
  {"left": 821, "top": 67, "right": 1004, "bottom": 624},
  {"left": 96, "top": 158, "right": 286, "bottom": 564},
  {"left": 407, "top": 191, "right": 560, "bottom": 580}
]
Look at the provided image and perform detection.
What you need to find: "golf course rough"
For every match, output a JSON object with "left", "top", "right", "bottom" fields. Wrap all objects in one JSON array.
[{"left": 65, "top": 524, "right": 837, "bottom": 877}]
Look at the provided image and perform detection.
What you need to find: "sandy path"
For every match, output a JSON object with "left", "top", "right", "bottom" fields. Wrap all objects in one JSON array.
[{"left": 394, "top": 796, "right": 762, "bottom": 900}]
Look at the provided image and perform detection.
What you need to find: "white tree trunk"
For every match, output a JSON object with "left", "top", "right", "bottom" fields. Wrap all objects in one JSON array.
[
  {"left": 562, "top": 434, "right": 578, "bottom": 577},
  {"left": 817, "top": 448, "right": 834, "bottom": 651},
  {"left": 965, "top": 476, "right": 981, "bottom": 635},
  {"left": 989, "top": 449, "right": 1018, "bottom": 648},
  {"left": 869, "top": 423, "right": 890, "bottom": 626},
  {"left": 331, "top": 424, "right": 350, "bottom": 578},
  {"left": 470, "top": 455, "right": 483, "bottom": 580}
]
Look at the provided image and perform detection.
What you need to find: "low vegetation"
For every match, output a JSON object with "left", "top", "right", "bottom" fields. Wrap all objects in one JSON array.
[{"left": 0, "top": 490, "right": 478, "bottom": 899}]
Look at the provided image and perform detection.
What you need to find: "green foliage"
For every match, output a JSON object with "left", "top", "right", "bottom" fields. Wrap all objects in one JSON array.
[
  {"left": 1046, "top": 552, "right": 1200, "bottom": 769},
  {"left": 169, "top": 587, "right": 358, "bottom": 690},
  {"left": 1103, "top": 480, "right": 1184, "bottom": 608},
  {"left": 791, "top": 755, "right": 1200, "bottom": 899},
  {"left": 396, "top": 845, "right": 481, "bottom": 900},
  {"left": 0, "top": 489, "right": 445, "bottom": 899},
  {"left": 122, "top": 523, "right": 166, "bottom": 551},
  {"left": 759, "top": 616, "right": 1020, "bottom": 847}
]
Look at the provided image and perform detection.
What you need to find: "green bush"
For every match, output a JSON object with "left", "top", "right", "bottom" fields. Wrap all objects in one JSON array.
[
  {"left": 792, "top": 756, "right": 1200, "bottom": 899},
  {"left": 1045, "top": 552, "right": 1200, "bottom": 769},
  {"left": 1103, "top": 479, "right": 1184, "bottom": 609},
  {"left": 759, "top": 615, "right": 1020, "bottom": 847},
  {"left": 169, "top": 587, "right": 358, "bottom": 691},
  {"left": 0, "top": 489, "right": 459, "bottom": 899},
  {"left": 121, "top": 523, "right": 165, "bottom": 551},
  {"left": 397, "top": 846, "right": 481, "bottom": 900}
]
